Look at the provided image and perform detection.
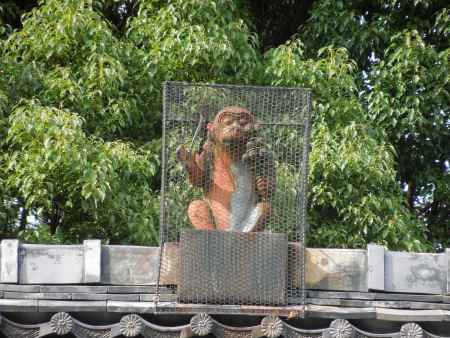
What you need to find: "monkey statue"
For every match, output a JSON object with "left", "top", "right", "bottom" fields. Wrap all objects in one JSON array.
[{"left": 176, "top": 106, "right": 275, "bottom": 232}]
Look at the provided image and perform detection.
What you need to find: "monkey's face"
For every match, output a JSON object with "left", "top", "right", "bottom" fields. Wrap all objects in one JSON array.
[
  {"left": 219, "top": 112, "right": 253, "bottom": 141},
  {"left": 209, "top": 107, "right": 256, "bottom": 146}
]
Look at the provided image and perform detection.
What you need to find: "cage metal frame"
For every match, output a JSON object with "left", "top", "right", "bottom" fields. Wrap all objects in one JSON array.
[{"left": 156, "top": 81, "right": 312, "bottom": 310}]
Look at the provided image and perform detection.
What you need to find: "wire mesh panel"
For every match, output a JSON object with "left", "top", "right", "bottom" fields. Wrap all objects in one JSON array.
[
  {"left": 158, "top": 81, "right": 312, "bottom": 307},
  {"left": 178, "top": 230, "right": 288, "bottom": 305}
]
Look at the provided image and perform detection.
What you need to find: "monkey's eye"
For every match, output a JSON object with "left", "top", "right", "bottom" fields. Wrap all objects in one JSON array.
[
  {"left": 239, "top": 118, "right": 250, "bottom": 126},
  {"left": 222, "top": 117, "right": 233, "bottom": 125}
]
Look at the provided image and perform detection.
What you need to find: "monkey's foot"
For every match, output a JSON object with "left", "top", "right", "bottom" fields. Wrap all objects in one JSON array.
[{"left": 187, "top": 200, "right": 215, "bottom": 230}]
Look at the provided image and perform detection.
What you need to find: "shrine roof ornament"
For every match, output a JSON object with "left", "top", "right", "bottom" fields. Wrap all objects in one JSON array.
[
  {"left": 0, "top": 82, "right": 450, "bottom": 337},
  {"left": 158, "top": 82, "right": 312, "bottom": 307}
]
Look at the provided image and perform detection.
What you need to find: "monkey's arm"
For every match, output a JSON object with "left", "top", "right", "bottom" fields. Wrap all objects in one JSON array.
[
  {"left": 255, "top": 156, "right": 276, "bottom": 201},
  {"left": 256, "top": 174, "right": 276, "bottom": 201},
  {"left": 176, "top": 146, "right": 206, "bottom": 188}
]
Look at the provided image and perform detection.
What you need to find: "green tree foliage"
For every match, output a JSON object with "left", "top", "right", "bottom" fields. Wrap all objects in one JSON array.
[
  {"left": 292, "top": 0, "right": 449, "bottom": 250},
  {"left": 0, "top": 0, "right": 162, "bottom": 244},
  {"left": 263, "top": 43, "right": 428, "bottom": 250},
  {"left": 0, "top": 0, "right": 448, "bottom": 251}
]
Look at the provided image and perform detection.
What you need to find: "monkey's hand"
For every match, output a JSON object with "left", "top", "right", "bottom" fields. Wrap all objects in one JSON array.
[
  {"left": 176, "top": 145, "right": 204, "bottom": 188},
  {"left": 176, "top": 145, "right": 194, "bottom": 164},
  {"left": 256, "top": 176, "right": 274, "bottom": 200}
]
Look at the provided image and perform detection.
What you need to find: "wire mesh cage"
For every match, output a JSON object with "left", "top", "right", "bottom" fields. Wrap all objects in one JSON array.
[{"left": 157, "top": 82, "right": 312, "bottom": 308}]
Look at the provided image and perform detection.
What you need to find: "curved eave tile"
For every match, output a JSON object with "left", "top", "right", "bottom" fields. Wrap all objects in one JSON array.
[{"left": 0, "top": 312, "right": 449, "bottom": 338}]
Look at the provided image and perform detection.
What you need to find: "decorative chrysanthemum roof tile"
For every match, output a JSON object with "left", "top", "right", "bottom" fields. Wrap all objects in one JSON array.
[
  {"left": 190, "top": 313, "right": 214, "bottom": 336},
  {"left": 120, "top": 314, "right": 143, "bottom": 337},
  {"left": 328, "top": 319, "right": 353, "bottom": 338},
  {"left": 260, "top": 316, "right": 284, "bottom": 338},
  {"left": 400, "top": 322, "right": 424, "bottom": 338},
  {"left": 50, "top": 312, "right": 73, "bottom": 335}
]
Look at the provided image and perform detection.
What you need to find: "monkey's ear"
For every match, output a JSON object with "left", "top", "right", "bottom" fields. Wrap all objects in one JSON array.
[{"left": 207, "top": 122, "right": 214, "bottom": 131}]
